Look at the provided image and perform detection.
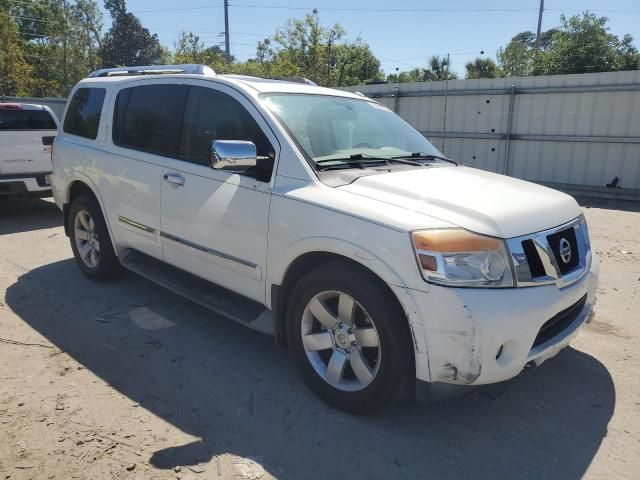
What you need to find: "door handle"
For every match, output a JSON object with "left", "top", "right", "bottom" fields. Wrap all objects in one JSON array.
[{"left": 163, "top": 173, "right": 185, "bottom": 186}]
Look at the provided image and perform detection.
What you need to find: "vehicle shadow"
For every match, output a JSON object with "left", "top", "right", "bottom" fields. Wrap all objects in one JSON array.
[
  {"left": 6, "top": 259, "right": 615, "bottom": 480},
  {"left": 576, "top": 196, "right": 640, "bottom": 213},
  {"left": 0, "top": 197, "right": 62, "bottom": 234}
]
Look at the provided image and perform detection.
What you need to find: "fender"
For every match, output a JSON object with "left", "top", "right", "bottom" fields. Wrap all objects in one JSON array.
[
  {"left": 267, "top": 235, "right": 410, "bottom": 309},
  {"left": 63, "top": 172, "right": 119, "bottom": 257}
]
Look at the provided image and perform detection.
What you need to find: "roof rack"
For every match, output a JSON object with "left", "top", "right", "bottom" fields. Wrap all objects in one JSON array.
[
  {"left": 88, "top": 64, "right": 215, "bottom": 78},
  {"left": 264, "top": 76, "right": 317, "bottom": 86}
]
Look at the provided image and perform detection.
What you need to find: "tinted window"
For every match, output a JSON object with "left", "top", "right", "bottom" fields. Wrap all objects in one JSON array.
[
  {"left": 0, "top": 109, "right": 57, "bottom": 130},
  {"left": 63, "top": 88, "right": 106, "bottom": 139},
  {"left": 180, "top": 87, "right": 274, "bottom": 179},
  {"left": 113, "top": 84, "right": 188, "bottom": 157}
]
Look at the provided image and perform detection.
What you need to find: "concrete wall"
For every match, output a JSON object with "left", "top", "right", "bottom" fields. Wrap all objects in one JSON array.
[
  {"left": 1, "top": 96, "right": 67, "bottom": 121},
  {"left": 341, "top": 71, "right": 640, "bottom": 197}
]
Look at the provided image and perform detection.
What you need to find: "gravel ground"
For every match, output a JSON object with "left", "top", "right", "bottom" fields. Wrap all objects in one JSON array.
[{"left": 0, "top": 196, "right": 638, "bottom": 480}]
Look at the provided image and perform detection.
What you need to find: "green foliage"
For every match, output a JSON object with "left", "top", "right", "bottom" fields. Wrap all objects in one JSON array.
[
  {"left": 387, "top": 68, "right": 423, "bottom": 84},
  {"left": 531, "top": 13, "right": 640, "bottom": 75},
  {"left": 465, "top": 57, "right": 501, "bottom": 79},
  {"left": 0, "top": 12, "right": 33, "bottom": 95},
  {"left": 239, "top": 11, "right": 382, "bottom": 86},
  {"left": 498, "top": 12, "right": 640, "bottom": 77},
  {"left": 387, "top": 56, "right": 456, "bottom": 83},
  {"left": 1, "top": 0, "right": 103, "bottom": 96},
  {"left": 100, "top": 0, "right": 162, "bottom": 67}
]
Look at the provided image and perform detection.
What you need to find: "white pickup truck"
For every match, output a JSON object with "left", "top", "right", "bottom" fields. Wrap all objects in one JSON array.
[
  {"left": 52, "top": 65, "right": 598, "bottom": 413},
  {"left": 0, "top": 103, "right": 59, "bottom": 198}
]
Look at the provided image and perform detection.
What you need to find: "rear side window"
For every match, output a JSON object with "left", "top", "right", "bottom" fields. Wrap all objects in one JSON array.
[
  {"left": 63, "top": 88, "right": 106, "bottom": 139},
  {"left": 113, "top": 84, "right": 188, "bottom": 157},
  {"left": 0, "top": 109, "right": 57, "bottom": 130}
]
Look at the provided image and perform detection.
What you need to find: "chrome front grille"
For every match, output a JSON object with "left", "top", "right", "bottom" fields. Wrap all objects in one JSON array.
[{"left": 506, "top": 216, "right": 591, "bottom": 288}]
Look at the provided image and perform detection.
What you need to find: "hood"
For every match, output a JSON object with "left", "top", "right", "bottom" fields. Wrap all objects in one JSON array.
[{"left": 337, "top": 165, "right": 581, "bottom": 238}]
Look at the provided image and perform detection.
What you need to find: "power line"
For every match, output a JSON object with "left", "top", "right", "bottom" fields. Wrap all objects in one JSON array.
[{"left": 130, "top": 3, "right": 640, "bottom": 15}]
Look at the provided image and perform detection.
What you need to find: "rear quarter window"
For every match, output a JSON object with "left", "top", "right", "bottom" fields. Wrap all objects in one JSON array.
[
  {"left": 0, "top": 109, "right": 57, "bottom": 130},
  {"left": 63, "top": 87, "right": 106, "bottom": 139}
]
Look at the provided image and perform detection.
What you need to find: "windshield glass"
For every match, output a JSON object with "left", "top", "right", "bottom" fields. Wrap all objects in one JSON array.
[{"left": 262, "top": 93, "right": 442, "bottom": 165}]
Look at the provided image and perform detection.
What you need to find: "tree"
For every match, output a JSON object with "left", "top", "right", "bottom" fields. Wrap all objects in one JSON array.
[
  {"left": 497, "top": 34, "right": 534, "bottom": 77},
  {"left": 531, "top": 13, "right": 640, "bottom": 75},
  {"left": 387, "top": 68, "right": 423, "bottom": 83},
  {"left": 465, "top": 57, "right": 501, "bottom": 79},
  {"left": 0, "top": 12, "right": 33, "bottom": 95},
  {"left": 498, "top": 12, "right": 640, "bottom": 77},
  {"left": 254, "top": 10, "right": 382, "bottom": 86},
  {"left": 100, "top": 0, "right": 162, "bottom": 67},
  {"left": 422, "top": 55, "right": 457, "bottom": 81}
]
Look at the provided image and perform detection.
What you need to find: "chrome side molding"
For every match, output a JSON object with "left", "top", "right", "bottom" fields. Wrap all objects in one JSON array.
[
  {"left": 117, "top": 216, "right": 156, "bottom": 234},
  {"left": 159, "top": 231, "right": 258, "bottom": 269}
]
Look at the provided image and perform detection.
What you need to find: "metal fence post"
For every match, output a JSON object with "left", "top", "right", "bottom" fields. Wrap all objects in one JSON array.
[
  {"left": 503, "top": 84, "right": 516, "bottom": 175},
  {"left": 393, "top": 86, "right": 399, "bottom": 113}
]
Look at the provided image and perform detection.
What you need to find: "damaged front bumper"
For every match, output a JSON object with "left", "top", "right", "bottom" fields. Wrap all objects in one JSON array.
[{"left": 392, "top": 252, "right": 599, "bottom": 390}]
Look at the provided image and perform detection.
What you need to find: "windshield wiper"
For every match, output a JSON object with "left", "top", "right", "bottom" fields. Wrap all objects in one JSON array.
[
  {"left": 316, "top": 153, "right": 424, "bottom": 171},
  {"left": 392, "top": 152, "right": 458, "bottom": 166}
]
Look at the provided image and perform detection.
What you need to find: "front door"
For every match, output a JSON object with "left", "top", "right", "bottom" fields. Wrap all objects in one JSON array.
[{"left": 160, "top": 82, "right": 279, "bottom": 303}]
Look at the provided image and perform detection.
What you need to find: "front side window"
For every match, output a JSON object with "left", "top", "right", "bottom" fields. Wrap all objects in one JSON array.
[
  {"left": 113, "top": 84, "right": 188, "bottom": 157},
  {"left": 179, "top": 86, "right": 274, "bottom": 179},
  {"left": 63, "top": 88, "right": 106, "bottom": 139},
  {"left": 263, "top": 93, "right": 442, "bottom": 165}
]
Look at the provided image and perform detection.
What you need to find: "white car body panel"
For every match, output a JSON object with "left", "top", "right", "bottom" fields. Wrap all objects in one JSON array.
[
  {"left": 52, "top": 72, "right": 599, "bottom": 392},
  {"left": 338, "top": 165, "right": 583, "bottom": 239}
]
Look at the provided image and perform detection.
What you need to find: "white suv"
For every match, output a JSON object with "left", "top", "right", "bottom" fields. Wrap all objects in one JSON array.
[
  {"left": 0, "top": 103, "right": 59, "bottom": 197},
  {"left": 52, "top": 64, "right": 599, "bottom": 413}
]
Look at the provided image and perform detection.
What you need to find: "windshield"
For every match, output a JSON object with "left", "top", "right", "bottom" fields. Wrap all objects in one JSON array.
[{"left": 262, "top": 93, "right": 443, "bottom": 166}]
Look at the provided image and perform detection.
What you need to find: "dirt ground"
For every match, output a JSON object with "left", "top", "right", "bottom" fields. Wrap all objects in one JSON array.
[{"left": 0, "top": 196, "right": 639, "bottom": 480}]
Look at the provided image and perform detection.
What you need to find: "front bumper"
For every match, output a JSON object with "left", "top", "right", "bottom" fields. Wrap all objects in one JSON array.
[{"left": 392, "top": 252, "right": 599, "bottom": 386}]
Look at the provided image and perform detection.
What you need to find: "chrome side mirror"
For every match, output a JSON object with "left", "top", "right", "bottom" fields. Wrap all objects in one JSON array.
[{"left": 209, "top": 140, "right": 257, "bottom": 170}]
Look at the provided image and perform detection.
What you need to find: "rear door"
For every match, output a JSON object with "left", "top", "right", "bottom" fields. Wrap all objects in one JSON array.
[
  {"left": 0, "top": 104, "right": 58, "bottom": 175},
  {"left": 102, "top": 80, "right": 188, "bottom": 260}
]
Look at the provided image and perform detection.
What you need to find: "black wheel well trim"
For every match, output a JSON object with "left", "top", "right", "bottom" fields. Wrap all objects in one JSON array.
[
  {"left": 271, "top": 251, "right": 415, "bottom": 358},
  {"left": 64, "top": 180, "right": 96, "bottom": 236}
]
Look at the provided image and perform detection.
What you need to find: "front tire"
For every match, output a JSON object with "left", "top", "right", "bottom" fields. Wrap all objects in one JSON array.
[
  {"left": 68, "top": 195, "right": 120, "bottom": 280},
  {"left": 286, "top": 261, "right": 414, "bottom": 414}
]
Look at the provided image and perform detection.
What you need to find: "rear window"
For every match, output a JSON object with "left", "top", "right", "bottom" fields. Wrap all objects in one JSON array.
[
  {"left": 113, "top": 84, "right": 188, "bottom": 157},
  {"left": 0, "top": 109, "right": 57, "bottom": 130},
  {"left": 63, "top": 88, "right": 106, "bottom": 139}
]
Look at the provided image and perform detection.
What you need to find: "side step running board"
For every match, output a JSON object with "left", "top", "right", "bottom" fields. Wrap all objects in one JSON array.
[{"left": 119, "top": 249, "right": 274, "bottom": 335}]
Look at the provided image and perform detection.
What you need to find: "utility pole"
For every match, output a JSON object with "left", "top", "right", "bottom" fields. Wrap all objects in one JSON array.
[
  {"left": 442, "top": 53, "right": 450, "bottom": 154},
  {"left": 223, "top": 0, "right": 230, "bottom": 62},
  {"left": 62, "top": 0, "right": 68, "bottom": 92},
  {"left": 535, "top": 0, "right": 544, "bottom": 48}
]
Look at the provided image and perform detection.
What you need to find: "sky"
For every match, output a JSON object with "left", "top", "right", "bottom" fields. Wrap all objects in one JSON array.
[{"left": 107, "top": 0, "right": 640, "bottom": 76}]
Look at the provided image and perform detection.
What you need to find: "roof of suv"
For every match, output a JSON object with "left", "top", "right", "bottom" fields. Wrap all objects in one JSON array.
[{"left": 77, "top": 72, "right": 365, "bottom": 100}]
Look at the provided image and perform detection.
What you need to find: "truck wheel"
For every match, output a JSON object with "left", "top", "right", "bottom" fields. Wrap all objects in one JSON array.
[
  {"left": 68, "top": 195, "right": 120, "bottom": 280},
  {"left": 286, "top": 261, "right": 414, "bottom": 414}
]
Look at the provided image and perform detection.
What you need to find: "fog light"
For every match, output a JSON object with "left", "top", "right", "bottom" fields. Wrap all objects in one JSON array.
[{"left": 495, "top": 344, "right": 504, "bottom": 360}]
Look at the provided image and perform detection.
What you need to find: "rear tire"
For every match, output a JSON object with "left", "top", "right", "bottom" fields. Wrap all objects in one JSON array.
[
  {"left": 68, "top": 195, "right": 121, "bottom": 280},
  {"left": 286, "top": 261, "right": 414, "bottom": 414}
]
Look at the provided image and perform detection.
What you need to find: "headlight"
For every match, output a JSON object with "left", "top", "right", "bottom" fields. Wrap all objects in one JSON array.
[{"left": 411, "top": 229, "right": 514, "bottom": 287}]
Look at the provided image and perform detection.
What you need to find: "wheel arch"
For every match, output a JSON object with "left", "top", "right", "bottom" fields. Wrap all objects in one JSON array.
[
  {"left": 63, "top": 177, "right": 116, "bottom": 252},
  {"left": 270, "top": 247, "right": 414, "bottom": 358}
]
